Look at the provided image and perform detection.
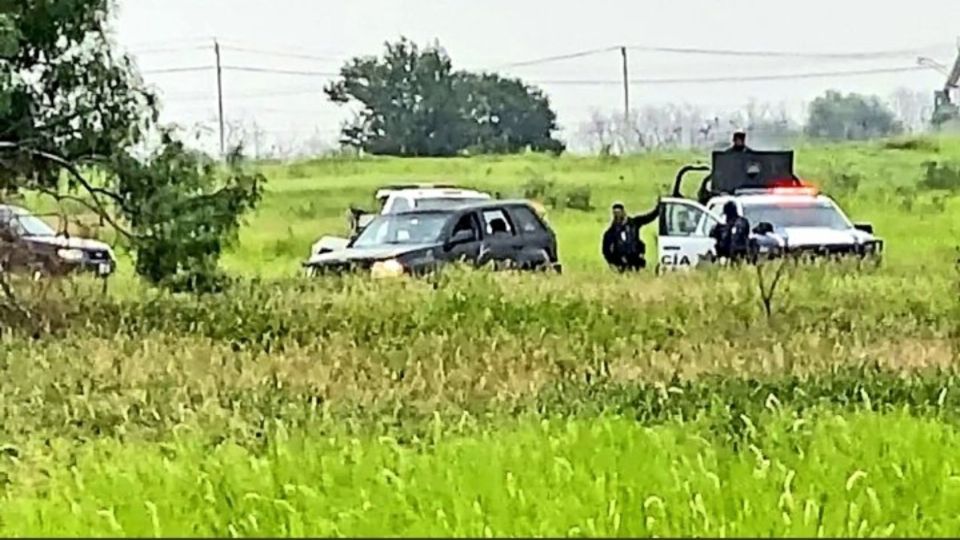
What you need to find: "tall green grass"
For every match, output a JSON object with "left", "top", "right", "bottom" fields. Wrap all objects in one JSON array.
[
  {"left": 4, "top": 411, "right": 960, "bottom": 536},
  {"left": 0, "top": 137, "right": 959, "bottom": 536}
]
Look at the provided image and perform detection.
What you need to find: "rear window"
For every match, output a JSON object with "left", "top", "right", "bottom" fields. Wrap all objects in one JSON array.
[{"left": 510, "top": 206, "right": 547, "bottom": 234}]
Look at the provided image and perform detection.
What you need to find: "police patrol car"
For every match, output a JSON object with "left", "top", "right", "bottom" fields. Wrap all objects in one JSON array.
[{"left": 655, "top": 150, "right": 884, "bottom": 271}]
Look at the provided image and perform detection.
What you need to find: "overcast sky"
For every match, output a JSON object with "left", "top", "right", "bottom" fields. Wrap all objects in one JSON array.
[{"left": 113, "top": 0, "right": 960, "bottom": 154}]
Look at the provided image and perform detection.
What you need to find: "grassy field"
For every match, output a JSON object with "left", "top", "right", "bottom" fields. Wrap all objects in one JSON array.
[{"left": 1, "top": 136, "right": 959, "bottom": 536}]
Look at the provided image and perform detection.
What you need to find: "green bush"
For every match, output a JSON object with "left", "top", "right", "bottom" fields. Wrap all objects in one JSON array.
[
  {"left": 920, "top": 161, "right": 960, "bottom": 192},
  {"left": 563, "top": 185, "right": 593, "bottom": 211},
  {"left": 521, "top": 173, "right": 556, "bottom": 201}
]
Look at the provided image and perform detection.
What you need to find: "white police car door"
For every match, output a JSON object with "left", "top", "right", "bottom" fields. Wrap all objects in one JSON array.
[{"left": 657, "top": 197, "right": 723, "bottom": 271}]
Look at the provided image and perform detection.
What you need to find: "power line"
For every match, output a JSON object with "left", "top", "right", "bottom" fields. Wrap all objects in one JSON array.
[
  {"left": 490, "top": 41, "right": 955, "bottom": 70},
  {"left": 142, "top": 66, "right": 213, "bottom": 75},
  {"left": 129, "top": 44, "right": 210, "bottom": 56},
  {"left": 217, "top": 44, "right": 344, "bottom": 63},
  {"left": 122, "top": 36, "right": 213, "bottom": 50},
  {"left": 142, "top": 65, "right": 338, "bottom": 77},
  {"left": 152, "top": 63, "right": 936, "bottom": 104},
  {"left": 159, "top": 85, "right": 330, "bottom": 103},
  {"left": 531, "top": 65, "right": 931, "bottom": 86},
  {"left": 623, "top": 42, "right": 954, "bottom": 60},
  {"left": 221, "top": 65, "right": 338, "bottom": 77},
  {"left": 488, "top": 46, "right": 621, "bottom": 69}
]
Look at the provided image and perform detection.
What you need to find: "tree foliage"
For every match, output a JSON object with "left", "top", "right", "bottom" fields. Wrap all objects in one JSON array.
[
  {"left": 325, "top": 37, "right": 565, "bottom": 157},
  {"left": 0, "top": 0, "right": 263, "bottom": 293},
  {"left": 805, "top": 90, "right": 903, "bottom": 141},
  {"left": 108, "top": 134, "right": 263, "bottom": 292},
  {"left": 456, "top": 72, "right": 565, "bottom": 155}
]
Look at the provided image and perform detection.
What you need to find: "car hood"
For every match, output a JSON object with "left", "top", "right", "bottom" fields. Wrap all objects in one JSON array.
[
  {"left": 772, "top": 227, "right": 874, "bottom": 247},
  {"left": 306, "top": 243, "right": 436, "bottom": 265},
  {"left": 23, "top": 235, "right": 113, "bottom": 252}
]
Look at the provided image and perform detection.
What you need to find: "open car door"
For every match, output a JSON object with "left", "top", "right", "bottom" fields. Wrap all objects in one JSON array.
[{"left": 657, "top": 197, "right": 723, "bottom": 272}]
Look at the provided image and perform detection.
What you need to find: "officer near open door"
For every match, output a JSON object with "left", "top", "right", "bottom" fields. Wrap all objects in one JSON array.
[
  {"left": 709, "top": 201, "right": 752, "bottom": 263},
  {"left": 602, "top": 200, "right": 660, "bottom": 272}
]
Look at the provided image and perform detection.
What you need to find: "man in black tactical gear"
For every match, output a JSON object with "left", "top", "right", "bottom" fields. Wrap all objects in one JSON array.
[
  {"left": 728, "top": 130, "right": 751, "bottom": 152},
  {"left": 710, "top": 200, "right": 751, "bottom": 263},
  {"left": 602, "top": 201, "right": 660, "bottom": 272},
  {"left": 698, "top": 130, "right": 754, "bottom": 203}
]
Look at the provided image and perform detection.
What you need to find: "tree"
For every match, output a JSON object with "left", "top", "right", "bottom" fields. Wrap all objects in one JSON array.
[
  {"left": 0, "top": 1, "right": 263, "bottom": 296},
  {"left": 107, "top": 133, "right": 263, "bottom": 292},
  {"left": 325, "top": 37, "right": 564, "bottom": 157},
  {"left": 455, "top": 72, "right": 564, "bottom": 155},
  {"left": 804, "top": 90, "right": 903, "bottom": 140}
]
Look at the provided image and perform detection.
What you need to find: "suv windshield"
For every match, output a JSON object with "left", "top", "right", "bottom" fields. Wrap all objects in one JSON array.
[
  {"left": 742, "top": 201, "right": 851, "bottom": 230},
  {"left": 5, "top": 212, "right": 56, "bottom": 237},
  {"left": 352, "top": 213, "right": 450, "bottom": 248},
  {"left": 414, "top": 197, "right": 487, "bottom": 210}
]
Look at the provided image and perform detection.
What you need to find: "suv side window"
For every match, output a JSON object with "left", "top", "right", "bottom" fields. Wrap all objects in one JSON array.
[
  {"left": 451, "top": 212, "right": 481, "bottom": 241},
  {"left": 661, "top": 201, "right": 719, "bottom": 237},
  {"left": 481, "top": 209, "right": 515, "bottom": 236},
  {"left": 508, "top": 206, "right": 546, "bottom": 235}
]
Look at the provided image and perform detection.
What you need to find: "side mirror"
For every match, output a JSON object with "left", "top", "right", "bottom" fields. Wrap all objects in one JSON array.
[
  {"left": 753, "top": 221, "right": 774, "bottom": 235},
  {"left": 445, "top": 229, "right": 475, "bottom": 249},
  {"left": 854, "top": 222, "right": 874, "bottom": 235}
]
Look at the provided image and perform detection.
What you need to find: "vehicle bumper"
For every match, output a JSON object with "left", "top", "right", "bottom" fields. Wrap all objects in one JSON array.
[
  {"left": 82, "top": 260, "right": 116, "bottom": 277},
  {"left": 781, "top": 241, "right": 884, "bottom": 260},
  {"left": 62, "top": 259, "right": 115, "bottom": 277}
]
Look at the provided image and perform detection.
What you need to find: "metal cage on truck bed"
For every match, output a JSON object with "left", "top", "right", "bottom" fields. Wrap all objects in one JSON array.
[{"left": 671, "top": 150, "right": 802, "bottom": 202}]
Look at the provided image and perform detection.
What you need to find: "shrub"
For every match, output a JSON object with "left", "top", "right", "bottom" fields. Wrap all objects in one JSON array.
[
  {"left": 883, "top": 137, "right": 940, "bottom": 152},
  {"left": 919, "top": 161, "right": 960, "bottom": 192},
  {"left": 521, "top": 174, "right": 556, "bottom": 201},
  {"left": 563, "top": 185, "right": 593, "bottom": 212}
]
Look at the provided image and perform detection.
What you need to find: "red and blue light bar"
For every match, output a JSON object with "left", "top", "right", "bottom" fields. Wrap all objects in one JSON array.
[{"left": 736, "top": 178, "right": 819, "bottom": 196}]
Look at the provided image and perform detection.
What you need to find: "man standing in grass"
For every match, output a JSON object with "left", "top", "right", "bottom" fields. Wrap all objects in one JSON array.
[{"left": 602, "top": 201, "right": 660, "bottom": 272}]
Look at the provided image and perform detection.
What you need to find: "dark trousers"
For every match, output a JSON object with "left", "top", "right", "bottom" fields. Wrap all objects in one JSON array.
[{"left": 612, "top": 253, "right": 646, "bottom": 272}]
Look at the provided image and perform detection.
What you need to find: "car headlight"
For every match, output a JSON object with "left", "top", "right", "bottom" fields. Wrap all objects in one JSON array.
[
  {"left": 57, "top": 248, "right": 84, "bottom": 262},
  {"left": 371, "top": 259, "right": 405, "bottom": 279}
]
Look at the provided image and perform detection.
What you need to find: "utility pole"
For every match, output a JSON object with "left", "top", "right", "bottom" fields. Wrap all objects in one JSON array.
[
  {"left": 214, "top": 39, "right": 225, "bottom": 158},
  {"left": 620, "top": 46, "right": 630, "bottom": 124}
]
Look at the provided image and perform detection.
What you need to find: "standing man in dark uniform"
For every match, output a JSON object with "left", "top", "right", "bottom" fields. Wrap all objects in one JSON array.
[
  {"left": 710, "top": 201, "right": 752, "bottom": 263},
  {"left": 602, "top": 200, "right": 660, "bottom": 272},
  {"left": 728, "top": 129, "right": 751, "bottom": 152},
  {"left": 699, "top": 130, "right": 754, "bottom": 203}
]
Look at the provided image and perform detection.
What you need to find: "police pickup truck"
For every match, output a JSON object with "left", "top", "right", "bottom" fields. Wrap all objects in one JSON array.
[{"left": 655, "top": 150, "right": 883, "bottom": 270}]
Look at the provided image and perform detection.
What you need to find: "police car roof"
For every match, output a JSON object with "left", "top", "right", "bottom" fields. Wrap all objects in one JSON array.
[
  {"left": 375, "top": 186, "right": 491, "bottom": 198},
  {"left": 390, "top": 199, "right": 534, "bottom": 215}
]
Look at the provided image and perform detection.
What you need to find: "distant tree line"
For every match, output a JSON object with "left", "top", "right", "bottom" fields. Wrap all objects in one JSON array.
[{"left": 577, "top": 88, "right": 935, "bottom": 154}]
